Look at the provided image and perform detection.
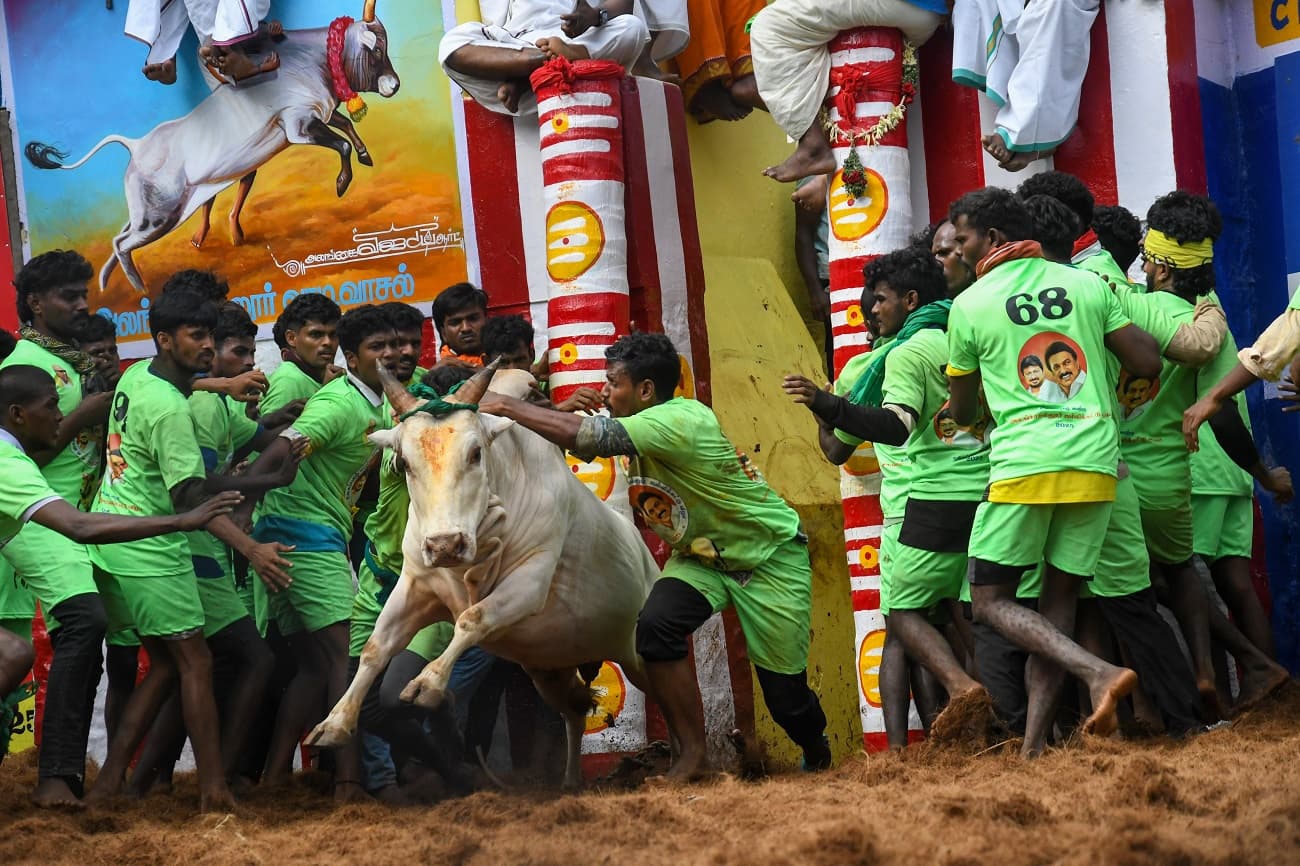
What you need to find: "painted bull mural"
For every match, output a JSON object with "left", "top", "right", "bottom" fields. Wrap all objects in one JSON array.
[{"left": 23, "top": 0, "right": 398, "bottom": 292}]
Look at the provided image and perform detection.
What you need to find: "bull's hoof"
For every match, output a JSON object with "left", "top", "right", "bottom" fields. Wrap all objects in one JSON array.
[
  {"left": 336, "top": 175, "right": 352, "bottom": 197},
  {"left": 305, "top": 718, "right": 354, "bottom": 748},
  {"left": 357, "top": 150, "right": 374, "bottom": 167},
  {"left": 400, "top": 677, "right": 446, "bottom": 710}
]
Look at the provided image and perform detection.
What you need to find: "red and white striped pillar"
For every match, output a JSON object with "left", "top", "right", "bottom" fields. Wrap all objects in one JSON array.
[
  {"left": 530, "top": 59, "right": 631, "bottom": 405},
  {"left": 822, "top": 28, "right": 922, "bottom": 752}
]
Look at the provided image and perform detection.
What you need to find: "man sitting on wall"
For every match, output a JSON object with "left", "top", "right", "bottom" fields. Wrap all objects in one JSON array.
[{"left": 440, "top": 0, "right": 650, "bottom": 115}]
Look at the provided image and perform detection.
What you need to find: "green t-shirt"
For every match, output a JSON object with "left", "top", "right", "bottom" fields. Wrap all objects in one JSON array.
[
  {"left": 947, "top": 257, "right": 1129, "bottom": 484},
  {"left": 1190, "top": 310, "right": 1254, "bottom": 497},
  {"left": 186, "top": 391, "right": 262, "bottom": 576},
  {"left": 0, "top": 340, "right": 101, "bottom": 505},
  {"left": 355, "top": 450, "right": 409, "bottom": 626},
  {"left": 0, "top": 437, "right": 61, "bottom": 548},
  {"left": 833, "top": 344, "right": 911, "bottom": 520},
  {"left": 619, "top": 398, "right": 800, "bottom": 572},
  {"left": 882, "top": 329, "right": 991, "bottom": 501},
  {"left": 1116, "top": 291, "right": 1198, "bottom": 509},
  {"left": 263, "top": 360, "right": 322, "bottom": 414},
  {"left": 260, "top": 374, "right": 392, "bottom": 544},
  {"left": 1076, "top": 249, "right": 1131, "bottom": 289},
  {"left": 90, "top": 362, "right": 207, "bottom": 577}
]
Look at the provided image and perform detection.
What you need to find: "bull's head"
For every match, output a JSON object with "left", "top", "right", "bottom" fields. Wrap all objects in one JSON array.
[
  {"left": 344, "top": 0, "right": 400, "bottom": 98},
  {"left": 370, "top": 361, "right": 531, "bottom": 568}
]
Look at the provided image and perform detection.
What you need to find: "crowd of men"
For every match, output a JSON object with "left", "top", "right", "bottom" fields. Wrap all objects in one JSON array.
[{"left": 785, "top": 171, "right": 1298, "bottom": 756}]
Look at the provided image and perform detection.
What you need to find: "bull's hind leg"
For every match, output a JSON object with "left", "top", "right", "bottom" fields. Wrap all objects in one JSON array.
[
  {"left": 402, "top": 550, "right": 560, "bottom": 710},
  {"left": 306, "top": 573, "right": 446, "bottom": 748},
  {"left": 528, "top": 667, "right": 595, "bottom": 789}
]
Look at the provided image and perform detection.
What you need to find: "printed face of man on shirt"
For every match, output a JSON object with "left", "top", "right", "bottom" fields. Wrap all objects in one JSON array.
[
  {"left": 637, "top": 490, "right": 674, "bottom": 530},
  {"left": 1047, "top": 347, "right": 1079, "bottom": 389}
]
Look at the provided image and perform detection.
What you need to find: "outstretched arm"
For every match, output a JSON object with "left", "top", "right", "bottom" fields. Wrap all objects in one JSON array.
[
  {"left": 1183, "top": 362, "right": 1261, "bottom": 451},
  {"left": 478, "top": 393, "right": 637, "bottom": 460},
  {"left": 30, "top": 491, "right": 242, "bottom": 544},
  {"left": 1205, "top": 401, "right": 1293, "bottom": 503}
]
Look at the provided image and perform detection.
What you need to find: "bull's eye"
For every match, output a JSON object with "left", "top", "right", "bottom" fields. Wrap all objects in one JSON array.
[{"left": 468, "top": 446, "right": 482, "bottom": 466}]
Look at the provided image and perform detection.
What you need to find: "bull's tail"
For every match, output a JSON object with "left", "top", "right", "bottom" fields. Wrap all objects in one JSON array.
[{"left": 25, "top": 135, "right": 134, "bottom": 171}]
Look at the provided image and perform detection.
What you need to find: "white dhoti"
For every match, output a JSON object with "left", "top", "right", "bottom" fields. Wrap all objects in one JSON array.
[
  {"left": 439, "top": 12, "right": 651, "bottom": 115},
  {"left": 640, "top": 0, "right": 690, "bottom": 63},
  {"left": 749, "top": 0, "right": 943, "bottom": 141},
  {"left": 125, "top": 0, "right": 270, "bottom": 64},
  {"left": 952, "top": 0, "right": 1100, "bottom": 153}
]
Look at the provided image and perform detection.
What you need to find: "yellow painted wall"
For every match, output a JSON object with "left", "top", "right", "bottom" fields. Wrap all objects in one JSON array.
[{"left": 452, "top": 0, "right": 856, "bottom": 767}]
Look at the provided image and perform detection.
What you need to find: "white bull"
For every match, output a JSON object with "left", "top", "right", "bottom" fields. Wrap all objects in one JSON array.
[{"left": 307, "top": 363, "right": 659, "bottom": 787}]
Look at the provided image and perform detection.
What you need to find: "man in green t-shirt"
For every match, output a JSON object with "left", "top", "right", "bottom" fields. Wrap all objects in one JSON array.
[
  {"left": 792, "top": 245, "right": 994, "bottom": 741},
  {"left": 945, "top": 188, "right": 1162, "bottom": 757},
  {"left": 0, "top": 250, "right": 113, "bottom": 805},
  {"left": 264, "top": 293, "right": 345, "bottom": 415},
  {"left": 252, "top": 304, "right": 397, "bottom": 797},
  {"left": 0, "top": 362, "right": 239, "bottom": 797},
  {"left": 1018, "top": 171, "right": 1132, "bottom": 288},
  {"left": 85, "top": 290, "right": 293, "bottom": 812},
  {"left": 482, "top": 333, "right": 831, "bottom": 779},
  {"left": 1120, "top": 192, "right": 1291, "bottom": 716},
  {"left": 785, "top": 279, "right": 928, "bottom": 749}
]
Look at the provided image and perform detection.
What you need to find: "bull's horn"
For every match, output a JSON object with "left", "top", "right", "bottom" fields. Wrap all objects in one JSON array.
[
  {"left": 450, "top": 358, "right": 500, "bottom": 405},
  {"left": 376, "top": 361, "right": 418, "bottom": 416},
  {"left": 363, "top": 0, "right": 376, "bottom": 22}
]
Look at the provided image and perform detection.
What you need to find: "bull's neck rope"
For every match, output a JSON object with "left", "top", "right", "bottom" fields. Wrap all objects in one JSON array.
[
  {"left": 399, "top": 381, "right": 478, "bottom": 421},
  {"left": 327, "top": 16, "right": 368, "bottom": 121}
]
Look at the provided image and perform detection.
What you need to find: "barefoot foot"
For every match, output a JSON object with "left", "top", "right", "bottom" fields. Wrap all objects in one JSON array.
[
  {"left": 1083, "top": 667, "right": 1138, "bottom": 738},
  {"left": 229, "top": 211, "right": 245, "bottom": 246},
  {"left": 930, "top": 685, "right": 994, "bottom": 744},
  {"left": 200, "top": 784, "right": 236, "bottom": 814},
  {"left": 1234, "top": 664, "right": 1291, "bottom": 715},
  {"left": 191, "top": 222, "right": 211, "bottom": 249},
  {"left": 268, "top": 20, "right": 285, "bottom": 40},
  {"left": 763, "top": 144, "right": 836, "bottom": 183},
  {"left": 334, "top": 779, "right": 373, "bottom": 803},
  {"left": 32, "top": 777, "right": 84, "bottom": 809},
  {"left": 791, "top": 173, "right": 829, "bottom": 212},
  {"left": 535, "top": 37, "right": 590, "bottom": 62},
  {"left": 691, "top": 80, "right": 751, "bottom": 123},
  {"left": 142, "top": 58, "right": 177, "bottom": 85},
  {"left": 497, "top": 80, "right": 525, "bottom": 114}
]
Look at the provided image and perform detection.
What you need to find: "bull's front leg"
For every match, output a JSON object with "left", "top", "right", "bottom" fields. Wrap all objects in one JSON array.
[
  {"left": 306, "top": 571, "right": 447, "bottom": 748},
  {"left": 327, "top": 110, "right": 373, "bottom": 167},
  {"left": 294, "top": 116, "right": 354, "bottom": 197},
  {"left": 402, "top": 548, "right": 559, "bottom": 710}
]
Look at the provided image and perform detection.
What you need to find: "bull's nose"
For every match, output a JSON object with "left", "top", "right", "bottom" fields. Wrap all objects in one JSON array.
[
  {"left": 423, "top": 532, "right": 467, "bottom": 565},
  {"left": 378, "top": 75, "right": 399, "bottom": 97}
]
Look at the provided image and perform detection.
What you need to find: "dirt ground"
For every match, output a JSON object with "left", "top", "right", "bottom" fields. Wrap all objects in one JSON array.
[{"left": 4, "top": 686, "right": 1299, "bottom": 866}]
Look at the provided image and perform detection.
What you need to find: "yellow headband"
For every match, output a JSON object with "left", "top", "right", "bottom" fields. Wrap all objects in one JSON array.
[{"left": 1142, "top": 228, "right": 1213, "bottom": 269}]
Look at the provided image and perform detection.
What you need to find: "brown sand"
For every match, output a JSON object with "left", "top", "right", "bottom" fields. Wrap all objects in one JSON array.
[{"left": 4, "top": 685, "right": 1299, "bottom": 866}]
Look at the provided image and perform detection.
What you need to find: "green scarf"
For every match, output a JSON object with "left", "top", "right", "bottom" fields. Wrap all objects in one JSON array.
[
  {"left": 19, "top": 325, "right": 96, "bottom": 376},
  {"left": 847, "top": 299, "right": 952, "bottom": 408}
]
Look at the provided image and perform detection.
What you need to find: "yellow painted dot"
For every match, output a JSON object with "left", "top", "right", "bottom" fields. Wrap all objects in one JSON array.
[
  {"left": 857, "top": 544, "right": 879, "bottom": 571},
  {"left": 845, "top": 304, "right": 865, "bottom": 327},
  {"left": 557, "top": 342, "right": 579, "bottom": 366},
  {"left": 584, "top": 662, "right": 627, "bottom": 734},
  {"left": 546, "top": 201, "right": 605, "bottom": 282},
  {"left": 858, "top": 629, "right": 886, "bottom": 708},
  {"left": 830, "top": 167, "right": 889, "bottom": 242},
  {"left": 551, "top": 112, "right": 570, "bottom": 135}
]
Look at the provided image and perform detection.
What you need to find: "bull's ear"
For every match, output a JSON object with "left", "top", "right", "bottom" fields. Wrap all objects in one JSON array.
[
  {"left": 480, "top": 413, "right": 514, "bottom": 444},
  {"left": 368, "top": 427, "right": 399, "bottom": 449},
  {"left": 360, "top": 29, "right": 378, "bottom": 49}
]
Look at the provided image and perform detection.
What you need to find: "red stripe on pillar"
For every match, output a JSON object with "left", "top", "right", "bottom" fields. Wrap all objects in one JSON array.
[
  {"left": 664, "top": 83, "right": 713, "bottom": 407},
  {"left": 1052, "top": 2, "right": 1118, "bottom": 206},
  {"left": 465, "top": 103, "right": 528, "bottom": 310},
  {"left": 620, "top": 80, "right": 666, "bottom": 338},
  {"left": 1163, "top": 0, "right": 1207, "bottom": 195},
  {"left": 918, "top": 26, "right": 985, "bottom": 221}
]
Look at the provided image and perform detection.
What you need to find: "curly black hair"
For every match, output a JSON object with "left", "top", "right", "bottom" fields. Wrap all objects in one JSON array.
[
  {"left": 949, "top": 187, "right": 1034, "bottom": 243},
  {"left": 420, "top": 362, "right": 478, "bottom": 396},
  {"left": 1145, "top": 190, "right": 1223, "bottom": 300},
  {"left": 161, "top": 269, "right": 228, "bottom": 301},
  {"left": 431, "top": 282, "right": 489, "bottom": 330},
  {"left": 1091, "top": 204, "right": 1142, "bottom": 272},
  {"left": 215, "top": 302, "right": 257, "bottom": 347},
  {"left": 1023, "top": 194, "right": 1081, "bottom": 263},
  {"left": 863, "top": 244, "right": 947, "bottom": 307},
  {"left": 481, "top": 315, "right": 535, "bottom": 362},
  {"left": 1016, "top": 170, "right": 1094, "bottom": 232},
  {"left": 274, "top": 292, "right": 341, "bottom": 348},
  {"left": 0, "top": 329, "right": 15, "bottom": 363},
  {"left": 605, "top": 332, "right": 680, "bottom": 404},
  {"left": 14, "top": 249, "right": 93, "bottom": 324},
  {"left": 336, "top": 303, "right": 396, "bottom": 357},
  {"left": 909, "top": 222, "right": 942, "bottom": 251},
  {"left": 380, "top": 301, "right": 424, "bottom": 334},
  {"left": 79, "top": 313, "right": 117, "bottom": 345},
  {"left": 149, "top": 289, "right": 219, "bottom": 341}
]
